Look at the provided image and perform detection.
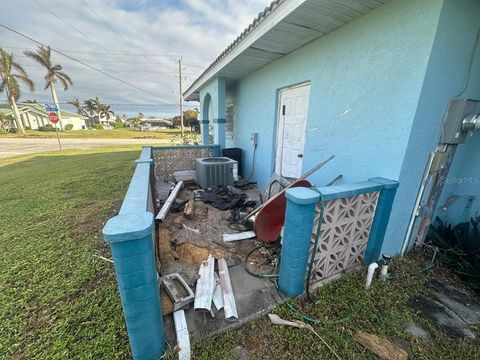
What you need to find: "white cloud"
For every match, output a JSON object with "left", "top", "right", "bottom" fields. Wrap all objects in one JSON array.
[{"left": 0, "top": 0, "right": 271, "bottom": 117}]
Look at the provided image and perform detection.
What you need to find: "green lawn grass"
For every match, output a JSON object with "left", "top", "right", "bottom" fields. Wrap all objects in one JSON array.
[
  {"left": 0, "top": 128, "right": 196, "bottom": 140},
  {"left": 0, "top": 147, "right": 138, "bottom": 359}
]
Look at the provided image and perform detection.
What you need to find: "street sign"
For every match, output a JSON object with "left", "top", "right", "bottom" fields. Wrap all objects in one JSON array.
[
  {"left": 48, "top": 112, "right": 59, "bottom": 124},
  {"left": 44, "top": 103, "right": 58, "bottom": 112}
]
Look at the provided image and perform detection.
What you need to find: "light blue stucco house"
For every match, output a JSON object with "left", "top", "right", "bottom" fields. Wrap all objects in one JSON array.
[{"left": 184, "top": 0, "right": 480, "bottom": 257}]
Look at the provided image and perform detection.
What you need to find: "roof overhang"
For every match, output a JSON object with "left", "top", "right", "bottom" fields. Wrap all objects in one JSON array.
[{"left": 184, "top": 0, "right": 389, "bottom": 101}]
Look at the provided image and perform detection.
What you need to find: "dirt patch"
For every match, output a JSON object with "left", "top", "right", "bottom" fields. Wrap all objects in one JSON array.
[
  {"left": 175, "top": 243, "right": 225, "bottom": 267},
  {"left": 157, "top": 227, "right": 178, "bottom": 268}
]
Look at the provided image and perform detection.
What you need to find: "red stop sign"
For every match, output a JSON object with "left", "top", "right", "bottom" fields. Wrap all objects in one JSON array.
[{"left": 48, "top": 112, "right": 59, "bottom": 124}]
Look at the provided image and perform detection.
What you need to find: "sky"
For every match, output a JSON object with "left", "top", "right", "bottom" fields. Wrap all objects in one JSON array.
[{"left": 0, "top": 0, "right": 272, "bottom": 118}]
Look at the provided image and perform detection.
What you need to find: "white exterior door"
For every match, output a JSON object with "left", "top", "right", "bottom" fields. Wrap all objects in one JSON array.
[{"left": 275, "top": 83, "right": 310, "bottom": 178}]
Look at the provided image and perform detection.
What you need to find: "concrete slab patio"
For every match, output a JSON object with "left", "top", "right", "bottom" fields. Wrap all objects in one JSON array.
[{"left": 408, "top": 279, "right": 480, "bottom": 340}]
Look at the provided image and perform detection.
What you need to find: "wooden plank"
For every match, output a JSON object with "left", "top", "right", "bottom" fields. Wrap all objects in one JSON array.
[
  {"left": 184, "top": 199, "right": 195, "bottom": 219},
  {"left": 194, "top": 254, "right": 215, "bottom": 311},
  {"left": 223, "top": 231, "right": 256, "bottom": 242},
  {"left": 218, "top": 258, "right": 238, "bottom": 321},
  {"left": 354, "top": 331, "right": 408, "bottom": 360},
  {"left": 155, "top": 181, "right": 183, "bottom": 221},
  {"left": 173, "top": 310, "right": 191, "bottom": 360}
]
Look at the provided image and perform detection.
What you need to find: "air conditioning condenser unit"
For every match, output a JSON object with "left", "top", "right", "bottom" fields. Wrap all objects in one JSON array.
[{"left": 195, "top": 157, "right": 238, "bottom": 189}]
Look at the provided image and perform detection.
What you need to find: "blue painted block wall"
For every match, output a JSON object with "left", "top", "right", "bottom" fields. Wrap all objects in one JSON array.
[
  {"left": 385, "top": 0, "right": 480, "bottom": 254},
  {"left": 102, "top": 147, "right": 165, "bottom": 360}
]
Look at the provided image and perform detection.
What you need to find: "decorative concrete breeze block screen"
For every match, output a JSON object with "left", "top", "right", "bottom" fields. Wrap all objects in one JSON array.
[
  {"left": 153, "top": 147, "right": 213, "bottom": 181},
  {"left": 309, "top": 191, "right": 380, "bottom": 284}
]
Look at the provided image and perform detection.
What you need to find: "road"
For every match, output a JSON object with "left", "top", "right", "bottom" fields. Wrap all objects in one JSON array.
[{"left": 0, "top": 137, "right": 174, "bottom": 158}]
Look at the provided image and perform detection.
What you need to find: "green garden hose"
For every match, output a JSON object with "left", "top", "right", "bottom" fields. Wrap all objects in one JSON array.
[{"left": 243, "top": 187, "right": 326, "bottom": 303}]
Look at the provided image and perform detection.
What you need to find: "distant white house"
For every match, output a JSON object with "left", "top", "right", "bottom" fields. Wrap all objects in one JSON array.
[
  {"left": 0, "top": 102, "right": 87, "bottom": 130},
  {"left": 141, "top": 118, "right": 173, "bottom": 131}
]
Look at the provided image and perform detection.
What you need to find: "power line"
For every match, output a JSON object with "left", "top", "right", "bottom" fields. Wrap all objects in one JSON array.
[
  {"left": 0, "top": 23, "right": 171, "bottom": 103},
  {"left": 14, "top": 53, "right": 204, "bottom": 67},
  {"left": 31, "top": 0, "right": 129, "bottom": 66},
  {"left": 79, "top": 0, "right": 155, "bottom": 66},
  {"left": 19, "top": 63, "right": 199, "bottom": 75},
  {"left": 0, "top": 45, "right": 212, "bottom": 60}
]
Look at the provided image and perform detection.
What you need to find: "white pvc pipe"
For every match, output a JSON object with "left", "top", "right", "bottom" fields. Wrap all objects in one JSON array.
[
  {"left": 365, "top": 262, "right": 379, "bottom": 289},
  {"left": 380, "top": 264, "right": 389, "bottom": 281}
]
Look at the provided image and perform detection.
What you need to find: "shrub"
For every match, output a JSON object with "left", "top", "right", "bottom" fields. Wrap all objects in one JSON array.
[
  {"left": 113, "top": 121, "right": 123, "bottom": 129},
  {"left": 25, "top": 126, "right": 31, "bottom": 130},
  {"left": 64, "top": 124, "right": 74, "bottom": 131},
  {"left": 8, "top": 128, "right": 18, "bottom": 133},
  {"left": 39, "top": 124, "right": 55, "bottom": 132},
  {"left": 94, "top": 124, "right": 104, "bottom": 130}
]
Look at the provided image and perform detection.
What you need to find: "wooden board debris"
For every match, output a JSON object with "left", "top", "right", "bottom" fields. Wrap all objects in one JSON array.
[
  {"left": 173, "top": 310, "right": 191, "bottom": 360},
  {"left": 174, "top": 170, "right": 197, "bottom": 183},
  {"left": 194, "top": 254, "right": 215, "bottom": 311},
  {"left": 354, "top": 331, "right": 408, "bottom": 360},
  {"left": 218, "top": 258, "right": 238, "bottom": 321},
  {"left": 223, "top": 231, "right": 256, "bottom": 242},
  {"left": 184, "top": 199, "right": 195, "bottom": 218},
  {"left": 156, "top": 181, "right": 183, "bottom": 221}
]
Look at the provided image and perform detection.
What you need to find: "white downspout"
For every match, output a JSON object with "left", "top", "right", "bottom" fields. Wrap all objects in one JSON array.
[{"left": 401, "top": 151, "right": 435, "bottom": 256}]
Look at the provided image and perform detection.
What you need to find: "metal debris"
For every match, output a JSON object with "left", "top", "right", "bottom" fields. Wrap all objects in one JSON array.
[
  {"left": 218, "top": 258, "right": 238, "bottom": 321},
  {"left": 194, "top": 254, "right": 215, "bottom": 311},
  {"left": 223, "top": 231, "right": 256, "bottom": 242},
  {"left": 173, "top": 310, "right": 191, "bottom": 360},
  {"left": 156, "top": 181, "right": 184, "bottom": 221},
  {"left": 160, "top": 273, "right": 195, "bottom": 311}
]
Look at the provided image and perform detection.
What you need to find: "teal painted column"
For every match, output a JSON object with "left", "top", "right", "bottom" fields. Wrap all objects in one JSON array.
[
  {"left": 278, "top": 187, "right": 320, "bottom": 297},
  {"left": 200, "top": 120, "right": 209, "bottom": 145},
  {"left": 364, "top": 177, "right": 400, "bottom": 264},
  {"left": 214, "top": 77, "right": 226, "bottom": 148},
  {"left": 103, "top": 212, "right": 165, "bottom": 360},
  {"left": 213, "top": 118, "right": 226, "bottom": 148}
]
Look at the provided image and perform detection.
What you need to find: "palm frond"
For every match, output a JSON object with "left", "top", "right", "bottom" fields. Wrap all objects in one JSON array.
[
  {"left": 11, "top": 62, "right": 30, "bottom": 79},
  {"left": 23, "top": 50, "right": 49, "bottom": 68},
  {"left": 12, "top": 74, "right": 35, "bottom": 92},
  {"left": 56, "top": 71, "right": 73, "bottom": 90}
]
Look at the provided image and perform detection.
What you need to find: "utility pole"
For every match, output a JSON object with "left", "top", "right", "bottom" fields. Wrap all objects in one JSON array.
[{"left": 178, "top": 58, "right": 184, "bottom": 137}]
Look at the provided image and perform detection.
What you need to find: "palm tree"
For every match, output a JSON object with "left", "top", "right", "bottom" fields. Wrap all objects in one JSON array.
[
  {"left": 98, "top": 104, "right": 114, "bottom": 129},
  {"left": 24, "top": 46, "right": 72, "bottom": 131},
  {"left": 0, "top": 48, "right": 35, "bottom": 134},
  {"left": 82, "top": 98, "right": 97, "bottom": 127},
  {"left": 68, "top": 98, "right": 83, "bottom": 114}
]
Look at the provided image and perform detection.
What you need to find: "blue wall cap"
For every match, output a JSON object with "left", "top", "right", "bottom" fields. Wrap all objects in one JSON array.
[
  {"left": 213, "top": 118, "right": 226, "bottom": 124},
  {"left": 135, "top": 159, "right": 153, "bottom": 164},
  {"left": 286, "top": 187, "right": 320, "bottom": 205},
  {"left": 103, "top": 212, "right": 154, "bottom": 244},
  {"left": 368, "top": 177, "right": 399, "bottom": 190},
  {"left": 199, "top": 120, "right": 209, "bottom": 124}
]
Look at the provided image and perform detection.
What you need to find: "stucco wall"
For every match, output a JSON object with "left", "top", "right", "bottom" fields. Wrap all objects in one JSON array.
[
  {"left": 432, "top": 0, "right": 480, "bottom": 227},
  {"left": 231, "top": 0, "right": 442, "bottom": 191},
  {"left": 383, "top": 0, "right": 480, "bottom": 256}
]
